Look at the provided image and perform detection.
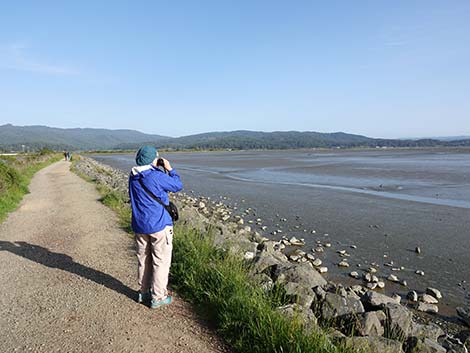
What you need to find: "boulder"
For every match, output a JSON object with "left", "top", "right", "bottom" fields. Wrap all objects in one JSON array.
[
  {"left": 321, "top": 292, "right": 364, "bottom": 321},
  {"left": 342, "top": 336, "right": 404, "bottom": 353},
  {"left": 356, "top": 311, "right": 385, "bottom": 337},
  {"left": 363, "top": 291, "right": 400, "bottom": 308},
  {"left": 274, "top": 263, "right": 327, "bottom": 288},
  {"left": 441, "top": 335, "right": 469, "bottom": 353},
  {"left": 416, "top": 302, "right": 439, "bottom": 314},
  {"left": 407, "top": 290, "right": 418, "bottom": 302},
  {"left": 251, "top": 252, "right": 286, "bottom": 276},
  {"left": 252, "top": 273, "right": 274, "bottom": 292},
  {"left": 426, "top": 287, "right": 443, "bottom": 300},
  {"left": 406, "top": 337, "right": 446, "bottom": 353},
  {"left": 455, "top": 331, "right": 470, "bottom": 350},
  {"left": 282, "top": 282, "right": 316, "bottom": 308},
  {"left": 276, "top": 304, "right": 318, "bottom": 334},
  {"left": 385, "top": 303, "right": 413, "bottom": 340},
  {"left": 420, "top": 294, "right": 439, "bottom": 304},
  {"left": 409, "top": 322, "right": 445, "bottom": 341}
]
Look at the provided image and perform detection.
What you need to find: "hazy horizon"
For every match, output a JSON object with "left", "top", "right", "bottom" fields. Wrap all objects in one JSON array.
[{"left": 1, "top": 1, "right": 469, "bottom": 138}]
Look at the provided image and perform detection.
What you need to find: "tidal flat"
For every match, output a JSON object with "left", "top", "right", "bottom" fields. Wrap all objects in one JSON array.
[{"left": 90, "top": 148, "right": 470, "bottom": 312}]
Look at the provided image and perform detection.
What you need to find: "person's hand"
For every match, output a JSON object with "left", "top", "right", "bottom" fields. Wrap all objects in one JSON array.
[{"left": 161, "top": 158, "right": 173, "bottom": 171}]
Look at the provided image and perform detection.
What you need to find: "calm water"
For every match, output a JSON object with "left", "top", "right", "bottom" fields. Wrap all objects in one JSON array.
[{"left": 91, "top": 149, "right": 470, "bottom": 310}]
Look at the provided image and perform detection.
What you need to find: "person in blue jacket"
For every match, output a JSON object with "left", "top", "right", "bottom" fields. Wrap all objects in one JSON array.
[{"left": 128, "top": 146, "right": 183, "bottom": 309}]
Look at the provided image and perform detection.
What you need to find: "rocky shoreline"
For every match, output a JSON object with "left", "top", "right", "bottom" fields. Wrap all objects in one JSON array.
[{"left": 73, "top": 156, "right": 470, "bottom": 353}]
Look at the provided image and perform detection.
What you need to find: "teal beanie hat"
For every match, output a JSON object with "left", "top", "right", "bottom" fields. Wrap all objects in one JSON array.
[{"left": 135, "top": 146, "right": 158, "bottom": 166}]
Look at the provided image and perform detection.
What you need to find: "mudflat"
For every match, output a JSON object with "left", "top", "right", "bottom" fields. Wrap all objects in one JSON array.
[
  {"left": 0, "top": 161, "right": 227, "bottom": 353},
  {"left": 93, "top": 149, "right": 470, "bottom": 312}
]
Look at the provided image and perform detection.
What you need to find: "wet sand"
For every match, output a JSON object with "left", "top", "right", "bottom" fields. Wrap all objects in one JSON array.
[{"left": 90, "top": 149, "right": 470, "bottom": 311}]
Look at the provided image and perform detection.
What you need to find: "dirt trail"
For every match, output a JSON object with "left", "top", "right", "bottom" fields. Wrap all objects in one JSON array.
[{"left": 0, "top": 161, "right": 228, "bottom": 353}]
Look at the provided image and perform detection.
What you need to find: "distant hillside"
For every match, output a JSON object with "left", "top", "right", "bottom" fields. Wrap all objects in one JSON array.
[
  {"left": 1, "top": 124, "right": 470, "bottom": 152},
  {"left": 0, "top": 124, "right": 169, "bottom": 151},
  {"left": 117, "top": 130, "right": 470, "bottom": 150}
]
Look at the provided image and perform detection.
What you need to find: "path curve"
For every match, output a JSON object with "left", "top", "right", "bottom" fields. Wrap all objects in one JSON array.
[{"left": 0, "top": 161, "right": 227, "bottom": 353}]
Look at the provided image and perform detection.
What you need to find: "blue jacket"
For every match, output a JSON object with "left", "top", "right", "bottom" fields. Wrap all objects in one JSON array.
[{"left": 128, "top": 165, "right": 183, "bottom": 234}]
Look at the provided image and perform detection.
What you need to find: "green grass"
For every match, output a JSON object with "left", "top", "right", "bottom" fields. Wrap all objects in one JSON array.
[
  {"left": 71, "top": 157, "right": 358, "bottom": 353},
  {"left": 0, "top": 152, "right": 62, "bottom": 223}
]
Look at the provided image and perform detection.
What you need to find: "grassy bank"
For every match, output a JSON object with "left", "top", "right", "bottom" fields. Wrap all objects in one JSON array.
[
  {"left": 0, "top": 151, "right": 62, "bottom": 223},
  {"left": 71, "top": 158, "right": 357, "bottom": 353}
]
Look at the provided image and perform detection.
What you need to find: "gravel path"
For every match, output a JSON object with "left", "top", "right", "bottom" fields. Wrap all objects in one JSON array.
[{"left": 0, "top": 161, "right": 228, "bottom": 353}]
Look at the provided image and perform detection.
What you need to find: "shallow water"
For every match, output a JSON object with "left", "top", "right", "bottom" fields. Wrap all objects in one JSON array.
[{"left": 90, "top": 149, "right": 470, "bottom": 310}]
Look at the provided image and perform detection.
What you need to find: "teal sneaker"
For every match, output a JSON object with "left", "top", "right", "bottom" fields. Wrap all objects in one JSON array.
[
  {"left": 150, "top": 296, "right": 172, "bottom": 309},
  {"left": 137, "top": 291, "right": 151, "bottom": 304}
]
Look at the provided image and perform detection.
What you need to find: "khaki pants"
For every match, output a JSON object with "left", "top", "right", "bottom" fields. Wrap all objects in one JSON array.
[{"left": 135, "top": 226, "right": 173, "bottom": 301}]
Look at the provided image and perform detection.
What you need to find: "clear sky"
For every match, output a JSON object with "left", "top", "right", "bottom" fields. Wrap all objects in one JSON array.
[{"left": 1, "top": 1, "right": 469, "bottom": 138}]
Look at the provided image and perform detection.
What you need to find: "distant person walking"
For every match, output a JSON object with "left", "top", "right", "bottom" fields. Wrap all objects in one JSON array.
[
  {"left": 128, "top": 146, "right": 183, "bottom": 308},
  {"left": 63, "top": 151, "right": 68, "bottom": 161}
]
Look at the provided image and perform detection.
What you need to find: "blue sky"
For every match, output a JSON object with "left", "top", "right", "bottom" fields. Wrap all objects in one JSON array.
[{"left": 0, "top": 1, "right": 469, "bottom": 138}]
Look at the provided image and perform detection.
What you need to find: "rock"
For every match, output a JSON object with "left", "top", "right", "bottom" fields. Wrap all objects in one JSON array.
[
  {"left": 253, "top": 273, "right": 274, "bottom": 292},
  {"left": 366, "top": 283, "right": 378, "bottom": 290},
  {"left": 391, "top": 294, "right": 401, "bottom": 303},
  {"left": 251, "top": 252, "right": 287, "bottom": 275},
  {"left": 455, "top": 331, "right": 470, "bottom": 350},
  {"left": 317, "top": 266, "right": 328, "bottom": 274},
  {"left": 321, "top": 292, "right": 365, "bottom": 320},
  {"left": 342, "top": 336, "right": 404, "bottom": 353},
  {"left": 385, "top": 303, "right": 413, "bottom": 339},
  {"left": 237, "top": 218, "right": 244, "bottom": 225},
  {"left": 426, "top": 287, "right": 442, "bottom": 300},
  {"left": 364, "top": 291, "right": 400, "bottom": 308},
  {"left": 420, "top": 294, "right": 439, "bottom": 304},
  {"left": 289, "top": 254, "right": 301, "bottom": 262},
  {"left": 356, "top": 311, "right": 385, "bottom": 337},
  {"left": 314, "top": 246, "right": 324, "bottom": 253},
  {"left": 282, "top": 282, "right": 316, "bottom": 308},
  {"left": 407, "top": 291, "right": 418, "bottom": 302},
  {"left": 312, "top": 258, "right": 322, "bottom": 267},
  {"left": 415, "top": 246, "right": 421, "bottom": 254},
  {"left": 349, "top": 271, "right": 360, "bottom": 279},
  {"left": 441, "top": 335, "right": 469, "bottom": 353},
  {"left": 416, "top": 270, "right": 425, "bottom": 276},
  {"left": 244, "top": 251, "right": 255, "bottom": 260},
  {"left": 276, "top": 304, "right": 318, "bottom": 333},
  {"left": 377, "top": 281, "right": 386, "bottom": 289},
  {"left": 364, "top": 273, "right": 373, "bottom": 282},
  {"left": 313, "top": 286, "right": 326, "bottom": 301},
  {"left": 324, "top": 242, "right": 332, "bottom": 248},
  {"left": 338, "top": 260, "right": 350, "bottom": 268},
  {"left": 351, "top": 285, "right": 366, "bottom": 296},
  {"left": 306, "top": 253, "right": 315, "bottom": 261},
  {"left": 275, "top": 263, "right": 327, "bottom": 288},
  {"left": 289, "top": 236, "right": 305, "bottom": 246},
  {"left": 406, "top": 337, "right": 446, "bottom": 353},
  {"left": 409, "top": 322, "right": 445, "bottom": 341},
  {"left": 416, "top": 302, "right": 439, "bottom": 314},
  {"left": 457, "top": 307, "right": 470, "bottom": 327},
  {"left": 387, "top": 274, "right": 399, "bottom": 282}
]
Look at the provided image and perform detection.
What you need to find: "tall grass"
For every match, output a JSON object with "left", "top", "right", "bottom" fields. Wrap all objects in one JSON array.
[
  {"left": 0, "top": 153, "right": 61, "bottom": 223},
  {"left": 72, "top": 159, "right": 358, "bottom": 353}
]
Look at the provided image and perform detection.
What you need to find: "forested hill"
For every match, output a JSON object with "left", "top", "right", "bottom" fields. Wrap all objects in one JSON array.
[
  {"left": 0, "top": 124, "right": 169, "bottom": 151},
  {"left": 1, "top": 124, "right": 469, "bottom": 151}
]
